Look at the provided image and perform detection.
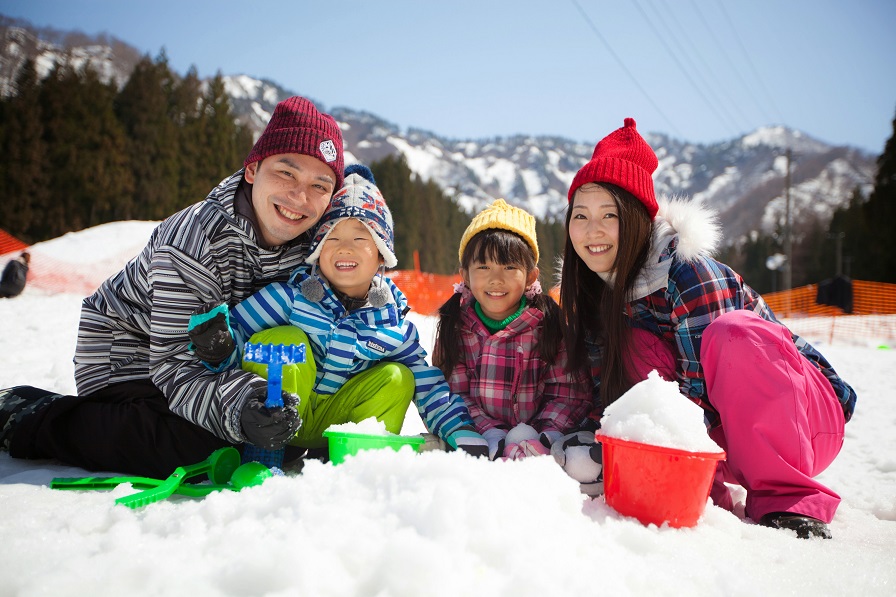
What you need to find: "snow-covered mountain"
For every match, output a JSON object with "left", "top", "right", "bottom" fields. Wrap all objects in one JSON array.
[{"left": 1, "top": 16, "right": 877, "bottom": 242}]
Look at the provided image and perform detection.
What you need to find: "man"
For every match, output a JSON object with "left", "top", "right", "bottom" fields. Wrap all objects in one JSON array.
[
  {"left": 0, "top": 251, "right": 29, "bottom": 298},
  {"left": 0, "top": 96, "right": 345, "bottom": 477}
]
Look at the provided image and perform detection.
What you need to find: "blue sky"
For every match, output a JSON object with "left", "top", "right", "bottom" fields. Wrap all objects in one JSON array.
[{"left": 2, "top": 0, "right": 894, "bottom": 154}]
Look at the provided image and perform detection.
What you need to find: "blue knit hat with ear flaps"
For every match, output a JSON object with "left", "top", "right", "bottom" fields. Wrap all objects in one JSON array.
[
  {"left": 305, "top": 164, "right": 396, "bottom": 267},
  {"left": 300, "top": 164, "right": 395, "bottom": 307}
]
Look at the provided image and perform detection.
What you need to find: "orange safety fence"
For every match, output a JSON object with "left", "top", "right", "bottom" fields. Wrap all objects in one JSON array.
[
  {"left": 386, "top": 269, "right": 459, "bottom": 316},
  {"left": 7, "top": 224, "right": 896, "bottom": 347},
  {"left": 763, "top": 281, "right": 896, "bottom": 346},
  {"left": 0, "top": 229, "right": 28, "bottom": 255}
]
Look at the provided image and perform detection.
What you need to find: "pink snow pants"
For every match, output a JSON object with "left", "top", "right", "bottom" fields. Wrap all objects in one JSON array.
[{"left": 627, "top": 310, "right": 846, "bottom": 523}]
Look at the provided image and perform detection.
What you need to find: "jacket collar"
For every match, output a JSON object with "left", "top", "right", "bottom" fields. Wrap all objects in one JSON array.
[{"left": 628, "top": 197, "right": 721, "bottom": 300}]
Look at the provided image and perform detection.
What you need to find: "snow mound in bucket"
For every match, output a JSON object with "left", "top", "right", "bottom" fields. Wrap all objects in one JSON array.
[{"left": 599, "top": 370, "right": 722, "bottom": 453}]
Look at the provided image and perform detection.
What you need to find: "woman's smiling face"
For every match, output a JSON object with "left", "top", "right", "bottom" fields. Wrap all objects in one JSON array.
[{"left": 568, "top": 183, "right": 620, "bottom": 275}]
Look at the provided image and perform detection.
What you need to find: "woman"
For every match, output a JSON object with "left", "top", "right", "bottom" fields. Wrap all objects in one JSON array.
[{"left": 558, "top": 118, "right": 855, "bottom": 539}]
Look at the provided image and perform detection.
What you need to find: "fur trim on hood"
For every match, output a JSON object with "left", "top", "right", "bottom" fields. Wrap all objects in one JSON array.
[
  {"left": 628, "top": 196, "right": 721, "bottom": 300},
  {"left": 655, "top": 196, "right": 721, "bottom": 261}
]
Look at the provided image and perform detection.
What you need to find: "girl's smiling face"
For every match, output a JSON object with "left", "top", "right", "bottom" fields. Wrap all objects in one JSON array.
[
  {"left": 463, "top": 257, "right": 538, "bottom": 322},
  {"left": 568, "top": 184, "right": 620, "bottom": 275}
]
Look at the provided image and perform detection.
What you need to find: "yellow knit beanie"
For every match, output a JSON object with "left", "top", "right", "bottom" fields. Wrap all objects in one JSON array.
[{"left": 458, "top": 199, "right": 539, "bottom": 263}]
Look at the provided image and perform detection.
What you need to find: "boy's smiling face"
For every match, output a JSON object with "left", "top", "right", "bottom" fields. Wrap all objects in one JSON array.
[{"left": 318, "top": 218, "right": 384, "bottom": 299}]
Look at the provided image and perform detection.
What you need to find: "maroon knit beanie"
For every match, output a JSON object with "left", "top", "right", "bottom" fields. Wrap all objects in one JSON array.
[
  {"left": 244, "top": 96, "right": 345, "bottom": 189},
  {"left": 567, "top": 118, "right": 659, "bottom": 219}
]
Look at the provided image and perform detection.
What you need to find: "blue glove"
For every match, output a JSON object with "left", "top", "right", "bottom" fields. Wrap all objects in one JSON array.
[{"left": 446, "top": 428, "right": 489, "bottom": 458}]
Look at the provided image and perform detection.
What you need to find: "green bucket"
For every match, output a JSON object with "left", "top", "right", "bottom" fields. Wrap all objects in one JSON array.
[{"left": 323, "top": 430, "right": 425, "bottom": 464}]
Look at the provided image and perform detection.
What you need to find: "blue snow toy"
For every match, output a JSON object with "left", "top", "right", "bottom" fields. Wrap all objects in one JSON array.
[{"left": 241, "top": 341, "right": 307, "bottom": 469}]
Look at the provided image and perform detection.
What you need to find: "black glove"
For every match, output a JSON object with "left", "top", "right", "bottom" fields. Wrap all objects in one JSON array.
[
  {"left": 188, "top": 302, "right": 235, "bottom": 365},
  {"left": 240, "top": 392, "right": 302, "bottom": 450},
  {"left": 446, "top": 428, "right": 489, "bottom": 458}
]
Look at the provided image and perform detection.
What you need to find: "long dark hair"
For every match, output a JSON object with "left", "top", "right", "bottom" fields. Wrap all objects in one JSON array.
[
  {"left": 434, "top": 229, "right": 562, "bottom": 378},
  {"left": 560, "top": 183, "right": 653, "bottom": 408}
]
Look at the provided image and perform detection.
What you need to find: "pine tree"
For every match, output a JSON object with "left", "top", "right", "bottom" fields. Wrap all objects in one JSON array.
[
  {"left": 170, "top": 66, "right": 207, "bottom": 206},
  {"left": 860, "top": 107, "right": 896, "bottom": 281},
  {"left": 194, "top": 73, "right": 252, "bottom": 194},
  {"left": 536, "top": 219, "right": 566, "bottom": 287},
  {"left": 371, "top": 155, "right": 418, "bottom": 269},
  {"left": 0, "top": 59, "right": 47, "bottom": 242},
  {"left": 114, "top": 52, "right": 179, "bottom": 221},
  {"left": 370, "top": 154, "right": 471, "bottom": 275},
  {"left": 828, "top": 186, "right": 866, "bottom": 279},
  {"left": 39, "top": 60, "right": 132, "bottom": 239},
  {"left": 826, "top": 106, "right": 896, "bottom": 283}
]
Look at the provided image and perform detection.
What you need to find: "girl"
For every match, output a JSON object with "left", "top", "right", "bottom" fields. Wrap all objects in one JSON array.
[
  {"left": 434, "top": 199, "right": 591, "bottom": 461},
  {"left": 558, "top": 118, "right": 856, "bottom": 539}
]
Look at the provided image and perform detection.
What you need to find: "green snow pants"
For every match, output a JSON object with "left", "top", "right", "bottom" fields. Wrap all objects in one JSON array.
[{"left": 240, "top": 326, "right": 415, "bottom": 449}]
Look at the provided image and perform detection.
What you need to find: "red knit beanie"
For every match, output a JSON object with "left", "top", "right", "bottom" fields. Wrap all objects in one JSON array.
[
  {"left": 244, "top": 96, "right": 345, "bottom": 189},
  {"left": 567, "top": 118, "right": 658, "bottom": 219}
]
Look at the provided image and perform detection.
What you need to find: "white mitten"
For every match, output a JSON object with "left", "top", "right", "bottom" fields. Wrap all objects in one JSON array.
[
  {"left": 551, "top": 430, "right": 604, "bottom": 496},
  {"left": 482, "top": 427, "right": 508, "bottom": 461}
]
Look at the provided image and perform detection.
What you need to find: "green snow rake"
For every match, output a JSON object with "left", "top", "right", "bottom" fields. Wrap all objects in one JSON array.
[{"left": 50, "top": 447, "right": 271, "bottom": 508}]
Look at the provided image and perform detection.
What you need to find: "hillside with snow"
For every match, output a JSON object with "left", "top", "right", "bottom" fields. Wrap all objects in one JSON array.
[{"left": 0, "top": 17, "right": 878, "bottom": 242}]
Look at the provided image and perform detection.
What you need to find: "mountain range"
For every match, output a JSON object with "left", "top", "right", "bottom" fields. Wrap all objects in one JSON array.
[{"left": 0, "top": 15, "right": 877, "bottom": 242}]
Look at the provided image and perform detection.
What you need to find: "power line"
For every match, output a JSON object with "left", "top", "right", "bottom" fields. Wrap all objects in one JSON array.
[
  {"left": 651, "top": 0, "right": 756, "bottom": 132},
  {"left": 632, "top": 0, "right": 742, "bottom": 137},
  {"left": 688, "top": 0, "right": 777, "bottom": 125},
  {"left": 715, "top": 0, "right": 785, "bottom": 123},
  {"left": 568, "top": 0, "right": 683, "bottom": 139}
]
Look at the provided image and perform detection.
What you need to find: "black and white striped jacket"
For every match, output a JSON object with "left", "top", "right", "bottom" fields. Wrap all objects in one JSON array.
[{"left": 74, "top": 169, "right": 309, "bottom": 442}]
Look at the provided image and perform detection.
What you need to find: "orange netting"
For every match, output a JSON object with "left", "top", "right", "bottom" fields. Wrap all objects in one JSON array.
[
  {"left": 763, "top": 281, "right": 896, "bottom": 346},
  {"left": 0, "top": 229, "right": 28, "bottom": 256},
  {"left": 763, "top": 281, "right": 896, "bottom": 317},
  {"left": 386, "top": 269, "right": 459, "bottom": 316},
  {"left": 6, "top": 225, "right": 894, "bottom": 347}
]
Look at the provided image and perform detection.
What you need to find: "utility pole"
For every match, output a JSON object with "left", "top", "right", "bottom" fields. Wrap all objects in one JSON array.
[{"left": 783, "top": 149, "right": 792, "bottom": 315}]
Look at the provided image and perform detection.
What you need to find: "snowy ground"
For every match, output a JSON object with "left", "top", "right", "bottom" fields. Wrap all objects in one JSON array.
[{"left": 1, "top": 225, "right": 895, "bottom": 596}]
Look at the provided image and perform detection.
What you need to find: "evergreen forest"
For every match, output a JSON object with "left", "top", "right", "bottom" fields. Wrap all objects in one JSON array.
[{"left": 0, "top": 53, "right": 892, "bottom": 285}]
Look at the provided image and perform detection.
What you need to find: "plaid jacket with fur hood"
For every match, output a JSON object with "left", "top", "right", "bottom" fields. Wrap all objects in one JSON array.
[
  {"left": 444, "top": 300, "right": 592, "bottom": 435},
  {"left": 586, "top": 198, "right": 857, "bottom": 427},
  {"left": 74, "top": 170, "right": 309, "bottom": 443}
]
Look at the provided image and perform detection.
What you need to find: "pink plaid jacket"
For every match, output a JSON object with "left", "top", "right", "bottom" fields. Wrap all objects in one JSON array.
[{"left": 444, "top": 303, "right": 592, "bottom": 435}]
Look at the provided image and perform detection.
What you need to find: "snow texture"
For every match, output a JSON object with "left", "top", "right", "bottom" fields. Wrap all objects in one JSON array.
[{"left": 1, "top": 223, "right": 895, "bottom": 596}]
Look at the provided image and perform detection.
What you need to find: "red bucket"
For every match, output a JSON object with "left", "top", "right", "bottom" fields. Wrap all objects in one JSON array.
[{"left": 596, "top": 433, "right": 725, "bottom": 528}]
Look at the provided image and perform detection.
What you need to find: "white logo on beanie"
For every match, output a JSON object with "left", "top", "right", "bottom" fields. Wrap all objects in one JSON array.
[{"left": 319, "top": 140, "right": 338, "bottom": 163}]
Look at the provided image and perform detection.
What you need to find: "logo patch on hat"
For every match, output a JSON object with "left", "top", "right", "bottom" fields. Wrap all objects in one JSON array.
[{"left": 319, "top": 140, "right": 338, "bottom": 163}]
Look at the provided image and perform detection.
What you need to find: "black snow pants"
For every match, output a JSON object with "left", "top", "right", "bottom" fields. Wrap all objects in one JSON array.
[{"left": 9, "top": 381, "right": 234, "bottom": 478}]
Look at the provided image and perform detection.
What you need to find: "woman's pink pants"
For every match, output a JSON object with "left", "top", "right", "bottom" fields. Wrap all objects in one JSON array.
[{"left": 628, "top": 310, "right": 845, "bottom": 523}]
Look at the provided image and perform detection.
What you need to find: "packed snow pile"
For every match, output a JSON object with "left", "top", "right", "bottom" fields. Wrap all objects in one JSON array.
[
  {"left": 600, "top": 370, "right": 723, "bottom": 453},
  {"left": 327, "top": 417, "right": 391, "bottom": 435}
]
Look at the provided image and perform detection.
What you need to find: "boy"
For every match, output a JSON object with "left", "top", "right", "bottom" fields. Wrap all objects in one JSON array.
[{"left": 191, "top": 165, "right": 488, "bottom": 456}]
